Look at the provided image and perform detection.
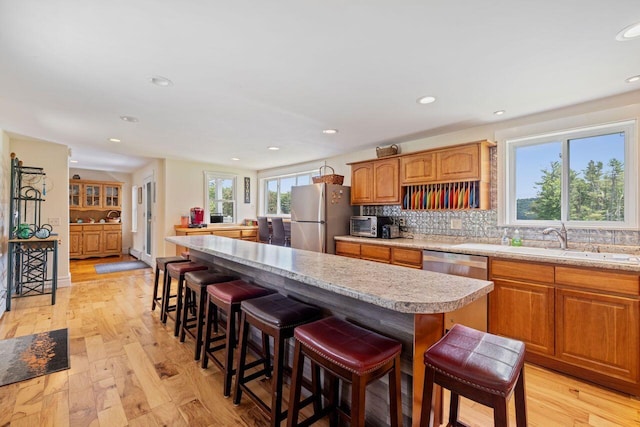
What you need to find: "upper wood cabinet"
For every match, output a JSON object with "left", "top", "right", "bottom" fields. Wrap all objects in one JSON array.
[
  {"left": 69, "top": 180, "right": 122, "bottom": 209},
  {"left": 350, "top": 158, "right": 400, "bottom": 205},
  {"left": 400, "top": 140, "right": 493, "bottom": 185}
]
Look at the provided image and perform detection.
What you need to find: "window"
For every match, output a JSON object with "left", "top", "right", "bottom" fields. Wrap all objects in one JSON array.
[
  {"left": 264, "top": 172, "right": 312, "bottom": 215},
  {"left": 204, "top": 172, "right": 236, "bottom": 223},
  {"left": 506, "top": 120, "right": 636, "bottom": 227}
]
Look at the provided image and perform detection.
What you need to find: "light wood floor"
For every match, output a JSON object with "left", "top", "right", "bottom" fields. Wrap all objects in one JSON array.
[{"left": 0, "top": 256, "right": 639, "bottom": 426}]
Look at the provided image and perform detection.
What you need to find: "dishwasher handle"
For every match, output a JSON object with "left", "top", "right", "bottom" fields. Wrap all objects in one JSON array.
[{"left": 422, "top": 253, "right": 488, "bottom": 270}]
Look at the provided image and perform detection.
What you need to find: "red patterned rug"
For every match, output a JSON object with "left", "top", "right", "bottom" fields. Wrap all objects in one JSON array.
[{"left": 0, "top": 328, "right": 69, "bottom": 386}]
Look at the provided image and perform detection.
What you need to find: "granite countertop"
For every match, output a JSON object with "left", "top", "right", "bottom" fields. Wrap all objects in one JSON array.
[
  {"left": 334, "top": 235, "right": 640, "bottom": 272},
  {"left": 165, "top": 235, "right": 493, "bottom": 314}
]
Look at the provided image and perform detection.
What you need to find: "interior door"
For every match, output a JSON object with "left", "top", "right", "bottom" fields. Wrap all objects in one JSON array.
[{"left": 142, "top": 176, "right": 153, "bottom": 264}]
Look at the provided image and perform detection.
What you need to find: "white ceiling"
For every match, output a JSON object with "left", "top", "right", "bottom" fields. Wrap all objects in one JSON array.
[{"left": 1, "top": 1, "right": 639, "bottom": 173}]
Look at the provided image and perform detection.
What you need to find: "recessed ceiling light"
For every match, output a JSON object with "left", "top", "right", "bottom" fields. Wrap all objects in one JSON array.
[
  {"left": 626, "top": 75, "right": 640, "bottom": 83},
  {"left": 493, "top": 110, "right": 506, "bottom": 116},
  {"left": 150, "top": 76, "right": 173, "bottom": 87},
  {"left": 120, "top": 115, "right": 139, "bottom": 123},
  {"left": 109, "top": 138, "right": 121, "bottom": 143},
  {"left": 231, "top": 157, "right": 240, "bottom": 161},
  {"left": 69, "top": 160, "right": 78, "bottom": 163},
  {"left": 323, "top": 129, "right": 338, "bottom": 134},
  {"left": 268, "top": 146, "right": 280, "bottom": 151},
  {"left": 616, "top": 22, "right": 640, "bottom": 41},
  {"left": 417, "top": 96, "right": 436, "bottom": 105}
]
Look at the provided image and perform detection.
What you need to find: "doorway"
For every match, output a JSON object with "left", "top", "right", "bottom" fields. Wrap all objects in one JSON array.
[{"left": 142, "top": 175, "right": 154, "bottom": 264}]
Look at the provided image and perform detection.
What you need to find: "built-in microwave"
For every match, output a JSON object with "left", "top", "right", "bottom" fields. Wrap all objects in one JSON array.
[{"left": 350, "top": 216, "right": 394, "bottom": 238}]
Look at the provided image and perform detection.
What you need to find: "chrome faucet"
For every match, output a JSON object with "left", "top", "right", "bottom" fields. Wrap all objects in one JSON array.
[{"left": 542, "top": 223, "right": 568, "bottom": 250}]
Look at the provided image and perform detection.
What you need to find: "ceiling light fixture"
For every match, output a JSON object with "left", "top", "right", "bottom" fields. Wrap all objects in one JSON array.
[
  {"left": 69, "top": 159, "right": 78, "bottom": 163},
  {"left": 616, "top": 22, "right": 640, "bottom": 41},
  {"left": 109, "top": 138, "right": 121, "bottom": 143},
  {"left": 493, "top": 110, "right": 506, "bottom": 116},
  {"left": 150, "top": 76, "right": 174, "bottom": 87},
  {"left": 120, "top": 115, "right": 139, "bottom": 123},
  {"left": 626, "top": 75, "right": 640, "bottom": 83},
  {"left": 268, "top": 146, "right": 280, "bottom": 151},
  {"left": 231, "top": 157, "right": 240, "bottom": 161},
  {"left": 417, "top": 95, "right": 436, "bottom": 105},
  {"left": 322, "top": 129, "right": 338, "bottom": 134}
]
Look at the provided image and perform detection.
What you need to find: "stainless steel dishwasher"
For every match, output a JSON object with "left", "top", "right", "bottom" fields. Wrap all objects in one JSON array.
[{"left": 422, "top": 250, "right": 489, "bottom": 331}]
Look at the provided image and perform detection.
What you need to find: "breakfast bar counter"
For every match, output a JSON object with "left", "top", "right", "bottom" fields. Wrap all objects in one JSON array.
[{"left": 166, "top": 234, "right": 493, "bottom": 426}]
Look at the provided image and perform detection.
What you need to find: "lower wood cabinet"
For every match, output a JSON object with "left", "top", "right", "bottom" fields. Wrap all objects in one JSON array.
[
  {"left": 174, "top": 226, "right": 259, "bottom": 255},
  {"left": 489, "top": 258, "right": 640, "bottom": 395},
  {"left": 70, "top": 224, "right": 122, "bottom": 259},
  {"left": 336, "top": 241, "right": 422, "bottom": 269}
]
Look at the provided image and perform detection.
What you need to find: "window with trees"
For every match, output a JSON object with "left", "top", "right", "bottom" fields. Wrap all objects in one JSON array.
[
  {"left": 264, "top": 172, "right": 313, "bottom": 215},
  {"left": 204, "top": 172, "right": 236, "bottom": 223},
  {"left": 506, "top": 120, "right": 636, "bottom": 227}
]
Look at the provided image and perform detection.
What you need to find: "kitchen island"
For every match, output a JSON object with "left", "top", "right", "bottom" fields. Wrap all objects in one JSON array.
[{"left": 166, "top": 234, "right": 493, "bottom": 426}]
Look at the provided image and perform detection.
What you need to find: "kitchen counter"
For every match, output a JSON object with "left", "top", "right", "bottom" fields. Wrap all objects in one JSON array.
[
  {"left": 173, "top": 224, "right": 258, "bottom": 232},
  {"left": 165, "top": 234, "right": 493, "bottom": 426},
  {"left": 335, "top": 235, "right": 640, "bottom": 271}
]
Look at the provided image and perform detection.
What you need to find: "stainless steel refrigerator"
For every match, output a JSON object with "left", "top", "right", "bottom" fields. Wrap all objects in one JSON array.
[{"left": 291, "top": 183, "right": 355, "bottom": 254}]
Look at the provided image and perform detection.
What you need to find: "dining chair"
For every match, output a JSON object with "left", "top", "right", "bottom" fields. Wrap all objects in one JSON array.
[
  {"left": 257, "top": 217, "right": 271, "bottom": 244},
  {"left": 271, "top": 217, "right": 286, "bottom": 246}
]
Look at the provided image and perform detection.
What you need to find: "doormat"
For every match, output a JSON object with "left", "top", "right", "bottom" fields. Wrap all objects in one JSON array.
[
  {"left": 0, "top": 328, "right": 69, "bottom": 387},
  {"left": 95, "top": 260, "right": 150, "bottom": 274}
]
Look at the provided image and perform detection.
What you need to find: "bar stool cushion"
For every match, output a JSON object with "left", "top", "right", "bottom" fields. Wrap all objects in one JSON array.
[
  {"left": 167, "top": 262, "right": 207, "bottom": 278},
  {"left": 240, "top": 293, "right": 321, "bottom": 329},
  {"left": 424, "top": 324, "right": 525, "bottom": 397},
  {"left": 185, "top": 270, "right": 236, "bottom": 286},
  {"left": 156, "top": 256, "right": 188, "bottom": 268},
  {"left": 206, "top": 280, "right": 273, "bottom": 303},
  {"left": 294, "top": 317, "right": 402, "bottom": 375}
]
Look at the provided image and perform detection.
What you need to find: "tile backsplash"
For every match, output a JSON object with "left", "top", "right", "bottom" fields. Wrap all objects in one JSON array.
[{"left": 361, "top": 147, "right": 640, "bottom": 252}]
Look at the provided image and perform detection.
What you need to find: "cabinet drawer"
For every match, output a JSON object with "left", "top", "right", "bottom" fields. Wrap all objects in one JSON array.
[
  {"left": 336, "top": 241, "right": 361, "bottom": 258},
  {"left": 391, "top": 247, "right": 422, "bottom": 268},
  {"left": 242, "top": 229, "right": 257, "bottom": 238},
  {"left": 491, "top": 258, "right": 554, "bottom": 284},
  {"left": 103, "top": 224, "right": 122, "bottom": 231},
  {"left": 555, "top": 266, "right": 639, "bottom": 296},
  {"left": 360, "top": 244, "right": 391, "bottom": 263},
  {"left": 213, "top": 230, "right": 242, "bottom": 238}
]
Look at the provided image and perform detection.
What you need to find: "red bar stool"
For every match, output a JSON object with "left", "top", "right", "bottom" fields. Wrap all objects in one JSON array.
[
  {"left": 287, "top": 316, "right": 403, "bottom": 427},
  {"left": 420, "top": 324, "right": 527, "bottom": 427},
  {"left": 233, "top": 293, "right": 322, "bottom": 426},
  {"left": 201, "top": 280, "right": 274, "bottom": 396},
  {"left": 162, "top": 262, "right": 208, "bottom": 336},
  {"left": 180, "top": 270, "right": 238, "bottom": 360},
  {"left": 152, "top": 256, "right": 189, "bottom": 312}
]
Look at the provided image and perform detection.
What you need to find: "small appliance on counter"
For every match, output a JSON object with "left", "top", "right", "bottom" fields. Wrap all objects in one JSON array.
[
  {"left": 210, "top": 213, "right": 224, "bottom": 223},
  {"left": 189, "top": 207, "right": 207, "bottom": 228},
  {"left": 350, "top": 215, "right": 394, "bottom": 238},
  {"left": 381, "top": 224, "right": 400, "bottom": 239}
]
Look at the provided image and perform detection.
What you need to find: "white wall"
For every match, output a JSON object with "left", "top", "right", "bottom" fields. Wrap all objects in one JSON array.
[
  {"left": 69, "top": 168, "right": 133, "bottom": 254},
  {"left": 10, "top": 137, "right": 71, "bottom": 288},
  {"left": 0, "top": 130, "right": 10, "bottom": 318}
]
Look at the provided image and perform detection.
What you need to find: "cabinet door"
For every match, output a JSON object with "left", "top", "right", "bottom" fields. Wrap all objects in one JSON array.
[
  {"left": 84, "top": 184, "right": 102, "bottom": 207},
  {"left": 373, "top": 158, "right": 400, "bottom": 204},
  {"left": 336, "top": 241, "right": 361, "bottom": 258},
  {"left": 556, "top": 288, "right": 639, "bottom": 384},
  {"left": 69, "top": 182, "right": 82, "bottom": 208},
  {"left": 82, "top": 230, "right": 102, "bottom": 256},
  {"left": 436, "top": 144, "right": 480, "bottom": 181},
  {"left": 103, "top": 230, "right": 122, "bottom": 255},
  {"left": 400, "top": 152, "right": 436, "bottom": 184},
  {"left": 69, "top": 231, "right": 82, "bottom": 257},
  {"left": 391, "top": 247, "right": 422, "bottom": 269},
  {"left": 103, "top": 184, "right": 122, "bottom": 208},
  {"left": 351, "top": 162, "right": 374, "bottom": 205},
  {"left": 489, "top": 278, "right": 555, "bottom": 355},
  {"left": 360, "top": 244, "right": 391, "bottom": 263}
]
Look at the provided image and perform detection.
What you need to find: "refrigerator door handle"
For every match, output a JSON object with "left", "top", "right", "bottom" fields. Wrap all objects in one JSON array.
[{"left": 320, "top": 222, "right": 326, "bottom": 253}]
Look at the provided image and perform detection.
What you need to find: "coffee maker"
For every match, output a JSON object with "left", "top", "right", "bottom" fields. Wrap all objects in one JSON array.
[{"left": 189, "top": 207, "right": 206, "bottom": 228}]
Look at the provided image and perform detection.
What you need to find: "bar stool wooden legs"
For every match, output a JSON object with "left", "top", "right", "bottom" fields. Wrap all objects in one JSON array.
[
  {"left": 232, "top": 293, "right": 322, "bottom": 426},
  {"left": 201, "top": 280, "right": 274, "bottom": 397},
  {"left": 152, "top": 256, "right": 188, "bottom": 312},
  {"left": 180, "top": 270, "right": 238, "bottom": 360},
  {"left": 420, "top": 324, "right": 527, "bottom": 427},
  {"left": 162, "top": 262, "right": 208, "bottom": 336},
  {"left": 287, "top": 317, "right": 403, "bottom": 427}
]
